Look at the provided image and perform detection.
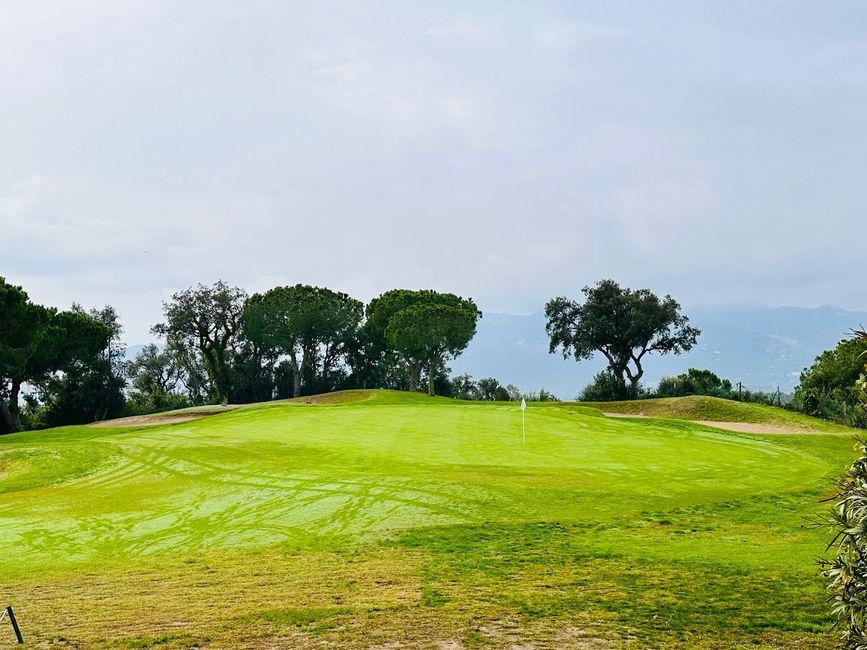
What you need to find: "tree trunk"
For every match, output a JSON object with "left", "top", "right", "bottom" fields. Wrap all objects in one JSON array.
[
  {"left": 9, "top": 379, "right": 21, "bottom": 422},
  {"left": 608, "top": 367, "right": 629, "bottom": 399},
  {"left": 427, "top": 355, "right": 440, "bottom": 396},
  {"left": 300, "top": 342, "right": 316, "bottom": 395},
  {"left": 290, "top": 355, "right": 302, "bottom": 398},
  {"left": 0, "top": 402, "right": 17, "bottom": 434},
  {"left": 408, "top": 360, "right": 420, "bottom": 392},
  {"left": 215, "top": 371, "right": 229, "bottom": 405},
  {"left": 0, "top": 380, "right": 23, "bottom": 434},
  {"left": 626, "top": 358, "right": 644, "bottom": 392},
  {"left": 203, "top": 348, "right": 229, "bottom": 404},
  {"left": 427, "top": 366, "right": 435, "bottom": 396},
  {"left": 322, "top": 344, "right": 332, "bottom": 388}
]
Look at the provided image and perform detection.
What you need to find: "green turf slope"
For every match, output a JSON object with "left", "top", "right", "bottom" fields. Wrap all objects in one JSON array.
[{"left": 0, "top": 391, "right": 859, "bottom": 648}]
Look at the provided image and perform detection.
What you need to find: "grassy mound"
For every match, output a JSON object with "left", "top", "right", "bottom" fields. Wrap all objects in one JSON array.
[
  {"left": 0, "top": 390, "right": 857, "bottom": 647},
  {"left": 279, "top": 388, "right": 439, "bottom": 406},
  {"left": 581, "top": 395, "right": 852, "bottom": 431},
  {"left": 89, "top": 390, "right": 423, "bottom": 429}
]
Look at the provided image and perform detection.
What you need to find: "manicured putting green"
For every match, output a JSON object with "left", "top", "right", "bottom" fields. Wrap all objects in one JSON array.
[{"left": 0, "top": 391, "right": 835, "bottom": 570}]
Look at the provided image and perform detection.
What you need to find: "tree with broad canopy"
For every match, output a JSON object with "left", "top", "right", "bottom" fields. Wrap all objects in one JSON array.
[
  {"left": 367, "top": 290, "right": 480, "bottom": 396},
  {"left": 244, "top": 284, "right": 363, "bottom": 398},
  {"left": 545, "top": 279, "right": 700, "bottom": 395},
  {"left": 0, "top": 278, "right": 110, "bottom": 433}
]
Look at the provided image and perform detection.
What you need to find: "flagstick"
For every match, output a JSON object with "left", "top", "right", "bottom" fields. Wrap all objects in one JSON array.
[{"left": 522, "top": 409, "right": 525, "bottom": 446}]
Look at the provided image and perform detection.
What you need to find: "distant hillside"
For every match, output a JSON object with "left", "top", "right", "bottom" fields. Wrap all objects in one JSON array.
[{"left": 451, "top": 306, "right": 867, "bottom": 400}]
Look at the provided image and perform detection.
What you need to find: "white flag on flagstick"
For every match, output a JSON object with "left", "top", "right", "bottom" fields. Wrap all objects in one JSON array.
[
  {"left": 520, "top": 397, "right": 526, "bottom": 411},
  {"left": 520, "top": 397, "right": 526, "bottom": 446}
]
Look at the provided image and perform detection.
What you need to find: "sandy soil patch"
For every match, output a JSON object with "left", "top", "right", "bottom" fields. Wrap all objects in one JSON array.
[
  {"left": 689, "top": 420, "right": 816, "bottom": 435},
  {"left": 90, "top": 413, "right": 211, "bottom": 428},
  {"left": 603, "top": 412, "right": 653, "bottom": 419},
  {"left": 603, "top": 412, "right": 817, "bottom": 435}
]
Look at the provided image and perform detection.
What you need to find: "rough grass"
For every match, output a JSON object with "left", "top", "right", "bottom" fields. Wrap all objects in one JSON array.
[
  {"left": 580, "top": 395, "right": 853, "bottom": 431},
  {"left": 0, "top": 390, "right": 859, "bottom": 648}
]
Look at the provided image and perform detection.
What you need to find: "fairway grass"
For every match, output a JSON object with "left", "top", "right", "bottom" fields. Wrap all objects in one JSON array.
[{"left": 0, "top": 391, "right": 859, "bottom": 648}]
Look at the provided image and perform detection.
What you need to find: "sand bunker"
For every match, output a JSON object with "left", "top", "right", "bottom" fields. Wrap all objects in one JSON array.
[
  {"left": 689, "top": 420, "right": 818, "bottom": 435},
  {"left": 603, "top": 412, "right": 817, "bottom": 435}
]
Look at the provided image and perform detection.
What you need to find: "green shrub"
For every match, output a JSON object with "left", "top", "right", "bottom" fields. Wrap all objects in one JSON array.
[
  {"left": 823, "top": 330, "right": 867, "bottom": 645},
  {"left": 579, "top": 370, "right": 642, "bottom": 401},
  {"left": 795, "top": 336, "right": 867, "bottom": 428},
  {"left": 656, "top": 368, "right": 732, "bottom": 398}
]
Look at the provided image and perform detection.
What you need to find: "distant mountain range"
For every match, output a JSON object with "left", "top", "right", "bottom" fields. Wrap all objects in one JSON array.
[{"left": 451, "top": 306, "right": 867, "bottom": 400}]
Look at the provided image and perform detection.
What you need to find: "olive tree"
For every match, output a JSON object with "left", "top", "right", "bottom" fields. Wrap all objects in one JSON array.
[
  {"left": 545, "top": 279, "right": 700, "bottom": 396},
  {"left": 127, "top": 344, "right": 188, "bottom": 413},
  {"left": 152, "top": 281, "right": 247, "bottom": 404}
]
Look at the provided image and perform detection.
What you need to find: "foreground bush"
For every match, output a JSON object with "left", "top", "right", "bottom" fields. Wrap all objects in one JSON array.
[{"left": 823, "top": 330, "right": 867, "bottom": 646}]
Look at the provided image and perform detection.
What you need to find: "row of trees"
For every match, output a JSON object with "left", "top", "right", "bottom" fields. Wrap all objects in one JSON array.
[
  {"left": 0, "top": 275, "right": 759, "bottom": 431},
  {"left": 8, "top": 273, "right": 594, "bottom": 432},
  {"left": 0, "top": 278, "right": 126, "bottom": 433},
  {"left": 2, "top": 280, "right": 485, "bottom": 430},
  {"left": 141, "top": 282, "right": 481, "bottom": 407},
  {"left": 7, "top": 272, "right": 861, "bottom": 431},
  {"left": 449, "top": 374, "right": 559, "bottom": 402}
]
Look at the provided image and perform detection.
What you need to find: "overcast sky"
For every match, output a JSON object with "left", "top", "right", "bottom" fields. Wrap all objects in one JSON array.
[{"left": 2, "top": 1, "right": 866, "bottom": 342}]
